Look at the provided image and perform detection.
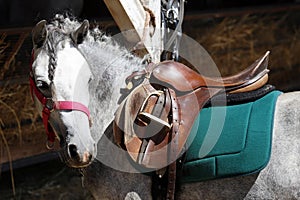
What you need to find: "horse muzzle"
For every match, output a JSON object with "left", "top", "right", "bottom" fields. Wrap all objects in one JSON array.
[
  {"left": 61, "top": 141, "right": 96, "bottom": 168},
  {"left": 67, "top": 144, "right": 95, "bottom": 168}
]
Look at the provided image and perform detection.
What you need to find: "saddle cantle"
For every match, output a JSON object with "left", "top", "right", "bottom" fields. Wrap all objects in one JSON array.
[{"left": 113, "top": 51, "right": 270, "bottom": 199}]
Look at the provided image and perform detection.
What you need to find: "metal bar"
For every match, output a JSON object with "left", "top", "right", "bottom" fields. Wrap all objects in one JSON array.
[{"left": 1, "top": 152, "right": 59, "bottom": 172}]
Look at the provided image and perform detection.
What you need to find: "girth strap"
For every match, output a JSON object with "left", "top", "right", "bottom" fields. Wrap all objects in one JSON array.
[
  {"left": 139, "top": 88, "right": 180, "bottom": 200},
  {"left": 166, "top": 88, "right": 180, "bottom": 200}
]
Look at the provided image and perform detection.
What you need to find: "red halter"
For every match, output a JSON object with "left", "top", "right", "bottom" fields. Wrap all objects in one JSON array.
[{"left": 30, "top": 51, "right": 91, "bottom": 145}]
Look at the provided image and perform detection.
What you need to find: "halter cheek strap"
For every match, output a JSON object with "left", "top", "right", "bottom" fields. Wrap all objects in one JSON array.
[{"left": 30, "top": 51, "right": 91, "bottom": 144}]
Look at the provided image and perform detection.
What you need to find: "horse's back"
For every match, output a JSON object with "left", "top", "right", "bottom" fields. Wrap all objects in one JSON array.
[
  {"left": 178, "top": 92, "right": 300, "bottom": 200},
  {"left": 243, "top": 92, "right": 300, "bottom": 199}
]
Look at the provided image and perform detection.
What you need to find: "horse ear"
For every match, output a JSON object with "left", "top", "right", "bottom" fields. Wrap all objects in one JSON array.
[
  {"left": 32, "top": 20, "right": 48, "bottom": 48},
  {"left": 72, "top": 20, "right": 89, "bottom": 45}
]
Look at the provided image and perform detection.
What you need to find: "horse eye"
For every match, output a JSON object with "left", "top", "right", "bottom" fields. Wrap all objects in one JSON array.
[{"left": 37, "top": 80, "right": 50, "bottom": 90}]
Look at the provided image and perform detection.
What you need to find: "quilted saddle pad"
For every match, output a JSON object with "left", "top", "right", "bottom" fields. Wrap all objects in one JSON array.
[{"left": 181, "top": 90, "right": 282, "bottom": 183}]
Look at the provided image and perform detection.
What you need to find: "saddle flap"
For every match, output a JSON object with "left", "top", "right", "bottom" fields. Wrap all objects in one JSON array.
[
  {"left": 114, "top": 80, "right": 174, "bottom": 169},
  {"left": 114, "top": 83, "right": 148, "bottom": 151}
]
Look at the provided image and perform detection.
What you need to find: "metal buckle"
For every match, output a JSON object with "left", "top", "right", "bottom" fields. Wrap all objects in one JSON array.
[
  {"left": 145, "top": 71, "right": 151, "bottom": 79},
  {"left": 46, "top": 140, "right": 55, "bottom": 150},
  {"left": 45, "top": 98, "right": 54, "bottom": 111},
  {"left": 89, "top": 117, "right": 93, "bottom": 127}
]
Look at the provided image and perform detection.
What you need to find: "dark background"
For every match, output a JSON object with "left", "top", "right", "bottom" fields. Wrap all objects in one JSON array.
[{"left": 0, "top": 0, "right": 298, "bottom": 28}]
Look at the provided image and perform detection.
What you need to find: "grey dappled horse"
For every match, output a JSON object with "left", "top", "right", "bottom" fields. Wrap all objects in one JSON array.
[
  {"left": 84, "top": 92, "right": 300, "bottom": 200},
  {"left": 31, "top": 15, "right": 300, "bottom": 199}
]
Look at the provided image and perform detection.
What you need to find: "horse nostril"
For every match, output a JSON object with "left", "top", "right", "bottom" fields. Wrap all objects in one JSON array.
[
  {"left": 68, "top": 144, "right": 80, "bottom": 161},
  {"left": 67, "top": 144, "right": 93, "bottom": 164},
  {"left": 83, "top": 151, "right": 93, "bottom": 163}
]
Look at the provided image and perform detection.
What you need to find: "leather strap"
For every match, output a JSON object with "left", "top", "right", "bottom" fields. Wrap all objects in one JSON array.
[
  {"left": 137, "top": 87, "right": 172, "bottom": 167},
  {"left": 139, "top": 92, "right": 165, "bottom": 165},
  {"left": 166, "top": 88, "right": 180, "bottom": 200}
]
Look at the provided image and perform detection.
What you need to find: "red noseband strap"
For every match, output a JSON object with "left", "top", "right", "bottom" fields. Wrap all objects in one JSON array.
[{"left": 55, "top": 101, "right": 90, "bottom": 117}]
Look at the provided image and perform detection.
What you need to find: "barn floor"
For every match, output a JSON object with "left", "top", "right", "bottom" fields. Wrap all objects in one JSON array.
[{"left": 0, "top": 158, "right": 93, "bottom": 199}]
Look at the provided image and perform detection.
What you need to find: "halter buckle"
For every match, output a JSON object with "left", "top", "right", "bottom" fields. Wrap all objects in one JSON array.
[
  {"left": 46, "top": 140, "right": 55, "bottom": 150},
  {"left": 45, "top": 98, "right": 54, "bottom": 112}
]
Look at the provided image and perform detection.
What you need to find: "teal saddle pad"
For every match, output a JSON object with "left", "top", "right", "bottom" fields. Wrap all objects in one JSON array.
[{"left": 181, "top": 91, "right": 282, "bottom": 183}]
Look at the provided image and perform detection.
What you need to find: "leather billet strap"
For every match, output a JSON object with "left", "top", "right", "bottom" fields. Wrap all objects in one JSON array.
[{"left": 166, "top": 88, "right": 180, "bottom": 200}]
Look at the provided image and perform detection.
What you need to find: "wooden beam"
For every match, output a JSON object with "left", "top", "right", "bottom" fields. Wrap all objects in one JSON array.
[
  {"left": 143, "top": 0, "right": 162, "bottom": 63},
  {"left": 103, "top": 0, "right": 162, "bottom": 63},
  {"left": 103, "top": 0, "right": 145, "bottom": 42}
]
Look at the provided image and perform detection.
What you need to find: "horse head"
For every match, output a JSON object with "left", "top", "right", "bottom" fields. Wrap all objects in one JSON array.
[{"left": 30, "top": 18, "right": 96, "bottom": 168}]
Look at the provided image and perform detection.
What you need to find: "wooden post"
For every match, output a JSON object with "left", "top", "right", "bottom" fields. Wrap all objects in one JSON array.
[{"left": 103, "top": 0, "right": 162, "bottom": 63}]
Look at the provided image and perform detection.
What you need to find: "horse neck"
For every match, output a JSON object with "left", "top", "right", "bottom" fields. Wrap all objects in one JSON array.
[{"left": 79, "top": 41, "right": 146, "bottom": 142}]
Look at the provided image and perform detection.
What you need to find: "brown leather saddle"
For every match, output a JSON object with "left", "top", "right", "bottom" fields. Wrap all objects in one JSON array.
[{"left": 113, "top": 51, "right": 270, "bottom": 199}]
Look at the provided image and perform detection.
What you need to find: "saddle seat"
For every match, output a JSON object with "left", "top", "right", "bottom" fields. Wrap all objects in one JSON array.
[
  {"left": 150, "top": 51, "right": 269, "bottom": 93},
  {"left": 113, "top": 51, "right": 271, "bottom": 199}
]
